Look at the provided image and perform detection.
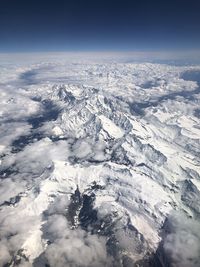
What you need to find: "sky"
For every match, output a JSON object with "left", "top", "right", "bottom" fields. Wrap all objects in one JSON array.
[{"left": 0, "top": 0, "right": 200, "bottom": 52}]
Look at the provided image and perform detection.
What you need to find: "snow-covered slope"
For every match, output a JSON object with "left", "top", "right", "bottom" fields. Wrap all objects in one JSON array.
[{"left": 0, "top": 54, "right": 200, "bottom": 267}]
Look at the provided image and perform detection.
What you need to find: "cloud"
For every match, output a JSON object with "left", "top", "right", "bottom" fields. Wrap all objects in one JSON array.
[
  {"left": 0, "top": 122, "right": 31, "bottom": 154},
  {"left": 71, "top": 138, "right": 109, "bottom": 162},
  {"left": 162, "top": 212, "right": 200, "bottom": 267},
  {"left": 0, "top": 212, "right": 40, "bottom": 267},
  {"left": 0, "top": 56, "right": 200, "bottom": 267},
  {"left": 0, "top": 87, "right": 40, "bottom": 122},
  {"left": 0, "top": 178, "right": 25, "bottom": 205},
  {"left": 0, "top": 243, "right": 12, "bottom": 267},
  {"left": 1, "top": 138, "right": 70, "bottom": 177},
  {"left": 42, "top": 214, "right": 112, "bottom": 267}
]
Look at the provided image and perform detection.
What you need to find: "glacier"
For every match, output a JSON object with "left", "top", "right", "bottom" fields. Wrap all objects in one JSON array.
[{"left": 0, "top": 53, "right": 200, "bottom": 267}]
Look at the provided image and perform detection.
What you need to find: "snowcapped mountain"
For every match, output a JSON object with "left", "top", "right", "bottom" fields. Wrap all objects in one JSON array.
[{"left": 0, "top": 53, "right": 200, "bottom": 267}]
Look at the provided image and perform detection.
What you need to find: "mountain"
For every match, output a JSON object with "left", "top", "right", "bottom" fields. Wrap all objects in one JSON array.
[{"left": 0, "top": 54, "right": 200, "bottom": 267}]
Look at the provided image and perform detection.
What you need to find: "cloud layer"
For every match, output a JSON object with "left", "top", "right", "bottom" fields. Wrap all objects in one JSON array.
[{"left": 0, "top": 54, "right": 200, "bottom": 266}]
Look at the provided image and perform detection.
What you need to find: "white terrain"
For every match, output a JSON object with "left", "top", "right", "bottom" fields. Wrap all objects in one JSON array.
[{"left": 0, "top": 53, "right": 200, "bottom": 267}]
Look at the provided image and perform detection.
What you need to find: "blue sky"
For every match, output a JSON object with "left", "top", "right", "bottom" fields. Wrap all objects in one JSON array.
[{"left": 0, "top": 0, "right": 200, "bottom": 52}]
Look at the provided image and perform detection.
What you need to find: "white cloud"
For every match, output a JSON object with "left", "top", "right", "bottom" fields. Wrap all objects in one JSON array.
[
  {"left": 0, "top": 88, "right": 40, "bottom": 122},
  {"left": 0, "top": 178, "right": 25, "bottom": 205},
  {"left": 0, "top": 56, "right": 200, "bottom": 266},
  {"left": 163, "top": 212, "right": 200, "bottom": 267},
  {"left": 43, "top": 215, "right": 112, "bottom": 267},
  {"left": 2, "top": 138, "right": 70, "bottom": 176},
  {"left": 0, "top": 122, "right": 31, "bottom": 154},
  {"left": 0, "top": 242, "right": 12, "bottom": 267},
  {"left": 0, "top": 211, "right": 40, "bottom": 267}
]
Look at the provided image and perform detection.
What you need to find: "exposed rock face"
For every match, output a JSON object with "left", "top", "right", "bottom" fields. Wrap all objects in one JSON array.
[{"left": 0, "top": 55, "right": 200, "bottom": 266}]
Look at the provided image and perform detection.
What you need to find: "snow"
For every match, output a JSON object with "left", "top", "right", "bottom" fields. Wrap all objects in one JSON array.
[
  {"left": 52, "top": 126, "right": 63, "bottom": 136},
  {"left": 99, "top": 114, "right": 124, "bottom": 138},
  {"left": 0, "top": 53, "right": 200, "bottom": 266}
]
